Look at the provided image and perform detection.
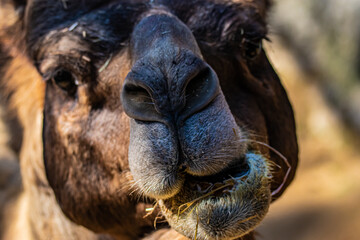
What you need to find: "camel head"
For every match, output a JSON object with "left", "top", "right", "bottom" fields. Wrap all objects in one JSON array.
[{"left": 1, "top": 0, "right": 298, "bottom": 239}]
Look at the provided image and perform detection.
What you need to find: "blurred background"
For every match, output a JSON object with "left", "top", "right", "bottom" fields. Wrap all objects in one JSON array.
[
  {"left": 0, "top": 0, "right": 360, "bottom": 239},
  {"left": 258, "top": 0, "right": 360, "bottom": 239}
]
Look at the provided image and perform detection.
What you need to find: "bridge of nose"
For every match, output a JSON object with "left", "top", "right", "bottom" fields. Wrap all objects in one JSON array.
[
  {"left": 127, "top": 50, "right": 206, "bottom": 116},
  {"left": 123, "top": 12, "right": 220, "bottom": 124},
  {"left": 130, "top": 13, "right": 202, "bottom": 62},
  {"left": 128, "top": 13, "right": 205, "bottom": 114}
]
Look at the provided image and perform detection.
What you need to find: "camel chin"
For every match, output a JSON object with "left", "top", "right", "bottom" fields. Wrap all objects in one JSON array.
[{"left": 159, "top": 153, "right": 271, "bottom": 240}]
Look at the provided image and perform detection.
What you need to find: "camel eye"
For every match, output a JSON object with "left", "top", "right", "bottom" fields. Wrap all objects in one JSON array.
[
  {"left": 241, "top": 38, "right": 262, "bottom": 60},
  {"left": 52, "top": 69, "right": 78, "bottom": 95}
]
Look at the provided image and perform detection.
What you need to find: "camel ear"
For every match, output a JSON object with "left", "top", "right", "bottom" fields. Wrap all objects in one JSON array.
[
  {"left": 0, "top": 0, "right": 27, "bottom": 24},
  {"left": 265, "top": 0, "right": 272, "bottom": 8},
  {"left": 243, "top": 0, "right": 272, "bottom": 17},
  {"left": 257, "top": 0, "right": 272, "bottom": 16},
  {"left": 8, "top": 0, "right": 27, "bottom": 8},
  {"left": 231, "top": 0, "right": 272, "bottom": 19},
  {"left": 0, "top": 0, "right": 28, "bottom": 53}
]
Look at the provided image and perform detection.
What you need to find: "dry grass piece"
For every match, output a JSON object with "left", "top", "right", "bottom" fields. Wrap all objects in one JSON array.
[
  {"left": 244, "top": 139, "right": 291, "bottom": 197},
  {"left": 98, "top": 54, "right": 113, "bottom": 73},
  {"left": 143, "top": 201, "right": 159, "bottom": 219},
  {"left": 68, "top": 22, "right": 78, "bottom": 31}
]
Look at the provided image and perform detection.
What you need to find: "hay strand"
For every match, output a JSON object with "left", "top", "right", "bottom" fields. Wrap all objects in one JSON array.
[
  {"left": 143, "top": 201, "right": 159, "bottom": 219},
  {"left": 177, "top": 183, "right": 233, "bottom": 218},
  {"left": 245, "top": 140, "right": 291, "bottom": 197},
  {"left": 98, "top": 54, "right": 112, "bottom": 73}
]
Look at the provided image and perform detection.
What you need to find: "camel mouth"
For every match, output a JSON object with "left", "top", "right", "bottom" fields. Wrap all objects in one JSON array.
[
  {"left": 159, "top": 153, "right": 271, "bottom": 240},
  {"left": 185, "top": 158, "right": 250, "bottom": 196}
]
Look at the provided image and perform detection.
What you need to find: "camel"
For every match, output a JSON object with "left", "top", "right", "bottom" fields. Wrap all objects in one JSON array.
[{"left": 0, "top": 0, "right": 298, "bottom": 239}]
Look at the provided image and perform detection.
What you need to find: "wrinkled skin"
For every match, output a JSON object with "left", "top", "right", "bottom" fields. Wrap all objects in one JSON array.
[{"left": 4, "top": 0, "right": 298, "bottom": 239}]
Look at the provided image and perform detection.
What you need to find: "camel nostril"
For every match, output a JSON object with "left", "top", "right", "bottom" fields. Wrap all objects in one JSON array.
[
  {"left": 121, "top": 82, "right": 163, "bottom": 122},
  {"left": 180, "top": 67, "right": 220, "bottom": 122},
  {"left": 124, "top": 84, "right": 153, "bottom": 105},
  {"left": 185, "top": 69, "right": 210, "bottom": 102}
]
